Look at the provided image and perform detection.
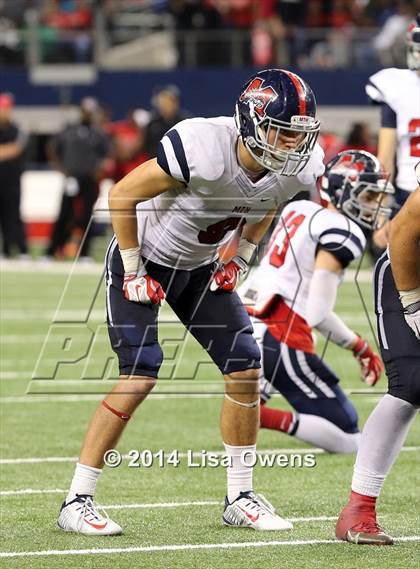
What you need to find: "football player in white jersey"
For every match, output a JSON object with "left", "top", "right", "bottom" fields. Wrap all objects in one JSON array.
[
  {"left": 366, "top": 13, "right": 420, "bottom": 249},
  {"left": 239, "top": 150, "right": 394, "bottom": 454},
  {"left": 57, "top": 69, "right": 325, "bottom": 534},
  {"left": 336, "top": 162, "right": 420, "bottom": 546}
]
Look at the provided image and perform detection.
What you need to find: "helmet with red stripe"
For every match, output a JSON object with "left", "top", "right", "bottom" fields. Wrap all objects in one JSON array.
[
  {"left": 407, "top": 13, "right": 420, "bottom": 70},
  {"left": 235, "top": 68, "right": 320, "bottom": 175},
  {"left": 320, "top": 150, "right": 395, "bottom": 231}
]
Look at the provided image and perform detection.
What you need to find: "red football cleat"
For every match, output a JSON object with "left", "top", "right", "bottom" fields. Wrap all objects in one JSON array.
[{"left": 336, "top": 495, "right": 393, "bottom": 545}]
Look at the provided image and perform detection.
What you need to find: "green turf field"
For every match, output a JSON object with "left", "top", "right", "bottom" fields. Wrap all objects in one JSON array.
[{"left": 1, "top": 261, "right": 419, "bottom": 568}]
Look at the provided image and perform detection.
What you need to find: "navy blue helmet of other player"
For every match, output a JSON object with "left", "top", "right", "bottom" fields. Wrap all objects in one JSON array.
[
  {"left": 321, "top": 150, "right": 395, "bottom": 231},
  {"left": 407, "top": 13, "right": 420, "bottom": 70},
  {"left": 235, "top": 69, "right": 320, "bottom": 175}
]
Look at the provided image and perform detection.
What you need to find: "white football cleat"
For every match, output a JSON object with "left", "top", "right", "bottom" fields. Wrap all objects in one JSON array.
[
  {"left": 57, "top": 494, "right": 122, "bottom": 535},
  {"left": 223, "top": 491, "right": 293, "bottom": 531}
]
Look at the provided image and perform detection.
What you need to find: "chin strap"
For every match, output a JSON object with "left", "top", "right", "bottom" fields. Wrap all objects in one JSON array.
[{"left": 224, "top": 393, "right": 260, "bottom": 409}]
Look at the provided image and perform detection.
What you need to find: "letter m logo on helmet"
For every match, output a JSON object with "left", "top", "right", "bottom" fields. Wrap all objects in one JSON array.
[{"left": 239, "top": 78, "right": 278, "bottom": 118}]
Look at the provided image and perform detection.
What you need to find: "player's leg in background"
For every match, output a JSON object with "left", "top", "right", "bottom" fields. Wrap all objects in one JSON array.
[
  {"left": 260, "top": 330, "right": 360, "bottom": 453},
  {"left": 9, "top": 182, "right": 28, "bottom": 255},
  {"left": 76, "top": 175, "right": 97, "bottom": 258},
  {"left": 0, "top": 186, "right": 15, "bottom": 257},
  {"left": 336, "top": 254, "right": 420, "bottom": 544},
  {"left": 44, "top": 190, "right": 75, "bottom": 257}
]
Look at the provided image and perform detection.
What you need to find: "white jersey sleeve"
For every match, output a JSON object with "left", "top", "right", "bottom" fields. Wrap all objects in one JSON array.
[
  {"left": 313, "top": 210, "right": 366, "bottom": 269},
  {"left": 156, "top": 118, "right": 225, "bottom": 184},
  {"left": 365, "top": 68, "right": 399, "bottom": 106}
]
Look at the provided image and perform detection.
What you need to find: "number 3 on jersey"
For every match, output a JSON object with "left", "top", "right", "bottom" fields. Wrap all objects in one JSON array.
[
  {"left": 409, "top": 118, "right": 420, "bottom": 158},
  {"left": 269, "top": 211, "right": 305, "bottom": 268}
]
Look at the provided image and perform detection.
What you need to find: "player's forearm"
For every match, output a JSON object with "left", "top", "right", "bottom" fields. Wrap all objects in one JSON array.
[
  {"left": 242, "top": 207, "right": 277, "bottom": 244},
  {"left": 377, "top": 128, "right": 396, "bottom": 181},
  {"left": 315, "top": 312, "right": 357, "bottom": 348},
  {"left": 389, "top": 188, "right": 420, "bottom": 291},
  {"left": 109, "top": 181, "right": 141, "bottom": 250},
  {"left": 0, "top": 142, "right": 22, "bottom": 161}
]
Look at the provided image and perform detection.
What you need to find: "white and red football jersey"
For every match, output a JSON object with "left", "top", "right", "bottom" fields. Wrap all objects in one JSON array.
[
  {"left": 136, "top": 117, "right": 325, "bottom": 270},
  {"left": 366, "top": 68, "right": 420, "bottom": 192},
  {"left": 239, "top": 200, "right": 366, "bottom": 352}
]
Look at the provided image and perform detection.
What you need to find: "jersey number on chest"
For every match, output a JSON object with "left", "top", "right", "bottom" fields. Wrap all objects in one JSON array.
[
  {"left": 409, "top": 118, "right": 420, "bottom": 158},
  {"left": 198, "top": 217, "right": 246, "bottom": 244},
  {"left": 268, "top": 211, "right": 306, "bottom": 268}
]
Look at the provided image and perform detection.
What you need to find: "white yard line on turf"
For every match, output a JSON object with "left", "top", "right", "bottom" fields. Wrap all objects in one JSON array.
[
  {"left": 0, "top": 392, "right": 388, "bottom": 403},
  {"left": 0, "top": 536, "right": 419, "bottom": 558},
  {"left": 0, "top": 310, "right": 385, "bottom": 326},
  {"left": 0, "top": 261, "right": 371, "bottom": 282},
  {"left": 0, "top": 491, "right": 336, "bottom": 519},
  {"left": 1, "top": 446, "right": 418, "bottom": 465},
  {"left": 0, "top": 386, "right": 389, "bottom": 401},
  {"left": 0, "top": 488, "right": 66, "bottom": 496},
  {"left": 0, "top": 394, "right": 222, "bottom": 402}
]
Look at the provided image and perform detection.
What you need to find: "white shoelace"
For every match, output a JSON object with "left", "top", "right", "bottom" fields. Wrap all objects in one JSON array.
[{"left": 75, "top": 497, "right": 109, "bottom": 531}]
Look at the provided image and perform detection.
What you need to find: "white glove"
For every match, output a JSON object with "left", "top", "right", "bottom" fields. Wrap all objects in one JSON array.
[
  {"left": 123, "top": 272, "right": 165, "bottom": 305},
  {"left": 120, "top": 245, "right": 165, "bottom": 305},
  {"left": 210, "top": 238, "right": 256, "bottom": 293},
  {"left": 402, "top": 302, "right": 420, "bottom": 340},
  {"left": 399, "top": 288, "right": 420, "bottom": 340}
]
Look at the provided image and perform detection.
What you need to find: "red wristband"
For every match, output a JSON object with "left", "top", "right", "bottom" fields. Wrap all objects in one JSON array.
[{"left": 102, "top": 400, "right": 131, "bottom": 421}]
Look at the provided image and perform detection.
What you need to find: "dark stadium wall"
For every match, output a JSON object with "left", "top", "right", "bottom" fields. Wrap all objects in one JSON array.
[{"left": 1, "top": 68, "right": 382, "bottom": 119}]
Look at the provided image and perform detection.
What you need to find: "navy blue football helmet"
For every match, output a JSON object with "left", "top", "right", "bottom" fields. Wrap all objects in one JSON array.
[
  {"left": 321, "top": 150, "right": 395, "bottom": 231},
  {"left": 407, "top": 13, "right": 420, "bottom": 70},
  {"left": 235, "top": 68, "right": 320, "bottom": 175}
]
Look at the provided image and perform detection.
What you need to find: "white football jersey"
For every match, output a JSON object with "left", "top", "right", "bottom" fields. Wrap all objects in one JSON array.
[
  {"left": 366, "top": 68, "right": 420, "bottom": 191},
  {"left": 136, "top": 117, "right": 325, "bottom": 269},
  {"left": 240, "top": 200, "right": 366, "bottom": 321}
]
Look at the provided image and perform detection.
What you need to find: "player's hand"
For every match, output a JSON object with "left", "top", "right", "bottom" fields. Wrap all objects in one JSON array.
[
  {"left": 352, "top": 335, "right": 383, "bottom": 386},
  {"left": 210, "top": 257, "right": 247, "bottom": 292},
  {"left": 123, "top": 272, "right": 165, "bottom": 305},
  {"left": 402, "top": 302, "right": 420, "bottom": 340}
]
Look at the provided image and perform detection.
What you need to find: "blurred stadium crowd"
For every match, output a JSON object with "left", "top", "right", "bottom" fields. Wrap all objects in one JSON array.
[
  {"left": 1, "top": 0, "right": 419, "bottom": 260},
  {"left": 1, "top": 0, "right": 419, "bottom": 68},
  {"left": 0, "top": 83, "right": 377, "bottom": 261}
]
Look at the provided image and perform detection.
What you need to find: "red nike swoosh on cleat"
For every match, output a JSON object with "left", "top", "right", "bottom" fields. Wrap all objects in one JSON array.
[
  {"left": 84, "top": 518, "right": 108, "bottom": 530},
  {"left": 238, "top": 506, "right": 259, "bottom": 523}
]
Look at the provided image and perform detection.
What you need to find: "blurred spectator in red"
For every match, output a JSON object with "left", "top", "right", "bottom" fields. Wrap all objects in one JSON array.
[
  {"left": 340, "top": 122, "right": 377, "bottom": 155},
  {"left": 104, "top": 109, "right": 150, "bottom": 182},
  {"left": 145, "top": 85, "right": 190, "bottom": 157},
  {"left": 329, "top": 0, "right": 353, "bottom": 28},
  {"left": 0, "top": 92, "right": 28, "bottom": 259},
  {"left": 318, "top": 130, "right": 344, "bottom": 164},
  {"left": 209, "top": 0, "right": 259, "bottom": 28},
  {"left": 42, "top": 0, "right": 93, "bottom": 62}
]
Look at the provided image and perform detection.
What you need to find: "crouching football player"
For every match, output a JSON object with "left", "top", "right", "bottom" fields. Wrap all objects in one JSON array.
[
  {"left": 240, "top": 150, "right": 394, "bottom": 454},
  {"left": 57, "top": 69, "right": 325, "bottom": 534},
  {"left": 336, "top": 161, "right": 420, "bottom": 545}
]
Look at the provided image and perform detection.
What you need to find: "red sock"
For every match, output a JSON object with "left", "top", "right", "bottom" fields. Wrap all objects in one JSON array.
[
  {"left": 349, "top": 490, "right": 377, "bottom": 508},
  {"left": 260, "top": 405, "right": 294, "bottom": 433}
]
